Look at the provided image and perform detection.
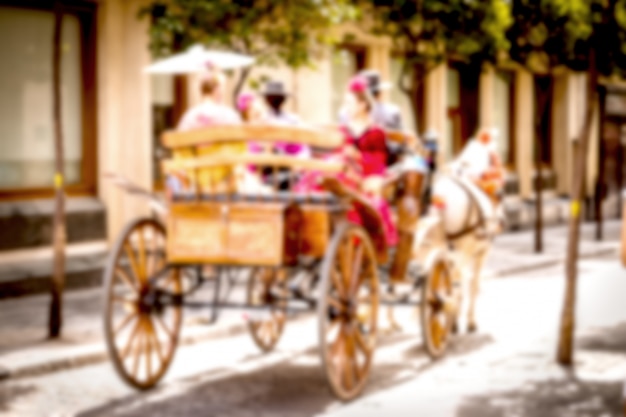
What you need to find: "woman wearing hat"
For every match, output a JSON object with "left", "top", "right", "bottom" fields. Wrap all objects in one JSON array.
[{"left": 297, "top": 75, "right": 397, "bottom": 246}]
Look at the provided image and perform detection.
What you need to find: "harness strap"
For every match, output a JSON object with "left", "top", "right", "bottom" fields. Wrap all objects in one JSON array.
[{"left": 445, "top": 178, "right": 487, "bottom": 241}]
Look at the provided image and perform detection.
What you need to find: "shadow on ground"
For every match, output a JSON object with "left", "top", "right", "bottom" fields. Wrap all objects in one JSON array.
[
  {"left": 79, "top": 332, "right": 493, "bottom": 417},
  {"left": 457, "top": 374, "right": 622, "bottom": 417},
  {"left": 578, "top": 321, "right": 626, "bottom": 354},
  {"left": 0, "top": 383, "right": 36, "bottom": 412}
]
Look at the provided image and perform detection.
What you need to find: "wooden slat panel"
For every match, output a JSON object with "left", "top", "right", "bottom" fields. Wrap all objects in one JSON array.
[
  {"left": 299, "top": 206, "right": 330, "bottom": 258},
  {"left": 225, "top": 204, "right": 285, "bottom": 265},
  {"left": 166, "top": 201, "right": 289, "bottom": 266},
  {"left": 162, "top": 153, "right": 343, "bottom": 174},
  {"left": 162, "top": 124, "right": 344, "bottom": 149}
]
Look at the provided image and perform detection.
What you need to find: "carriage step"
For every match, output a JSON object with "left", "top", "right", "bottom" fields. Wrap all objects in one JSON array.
[{"left": 0, "top": 240, "right": 108, "bottom": 298}]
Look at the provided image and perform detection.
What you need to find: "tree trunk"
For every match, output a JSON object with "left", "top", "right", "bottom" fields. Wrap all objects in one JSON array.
[
  {"left": 233, "top": 67, "right": 251, "bottom": 105},
  {"left": 535, "top": 128, "right": 543, "bottom": 253},
  {"left": 556, "top": 64, "right": 598, "bottom": 365},
  {"left": 49, "top": 3, "right": 66, "bottom": 339},
  {"left": 533, "top": 76, "right": 552, "bottom": 253},
  {"left": 595, "top": 87, "right": 607, "bottom": 241}
]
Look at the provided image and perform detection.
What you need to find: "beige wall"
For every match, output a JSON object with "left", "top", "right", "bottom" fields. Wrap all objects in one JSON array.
[
  {"left": 94, "top": 12, "right": 606, "bottom": 243},
  {"left": 551, "top": 72, "right": 571, "bottom": 195},
  {"left": 479, "top": 65, "right": 495, "bottom": 128},
  {"left": 551, "top": 71, "right": 599, "bottom": 197},
  {"left": 98, "top": 0, "right": 153, "bottom": 243},
  {"left": 514, "top": 68, "right": 535, "bottom": 198},
  {"left": 424, "top": 63, "right": 448, "bottom": 167}
]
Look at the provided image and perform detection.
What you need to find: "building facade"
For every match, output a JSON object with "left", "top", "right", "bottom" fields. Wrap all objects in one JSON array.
[{"left": 0, "top": 0, "right": 622, "bottom": 249}]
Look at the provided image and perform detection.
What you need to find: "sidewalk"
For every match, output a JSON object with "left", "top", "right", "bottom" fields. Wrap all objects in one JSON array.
[
  {"left": 0, "top": 220, "right": 621, "bottom": 382},
  {"left": 483, "top": 219, "right": 621, "bottom": 278},
  {"left": 0, "top": 278, "right": 255, "bottom": 380}
]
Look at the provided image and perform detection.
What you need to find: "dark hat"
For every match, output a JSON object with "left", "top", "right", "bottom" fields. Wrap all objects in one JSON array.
[
  {"left": 261, "top": 80, "right": 290, "bottom": 97},
  {"left": 358, "top": 69, "right": 391, "bottom": 95}
]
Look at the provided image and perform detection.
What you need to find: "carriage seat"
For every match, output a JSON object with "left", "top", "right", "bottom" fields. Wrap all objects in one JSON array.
[{"left": 171, "top": 190, "right": 341, "bottom": 207}]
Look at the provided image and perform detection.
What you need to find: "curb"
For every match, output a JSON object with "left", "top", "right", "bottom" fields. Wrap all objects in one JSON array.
[
  {"left": 0, "top": 312, "right": 312, "bottom": 381},
  {"left": 488, "top": 246, "right": 618, "bottom": 279},
  {"left": 0, "top": 319, "right": 249, "bottom": 381},
  {"left": 0, "top": 246, "right": 617, "bottom": 381}
]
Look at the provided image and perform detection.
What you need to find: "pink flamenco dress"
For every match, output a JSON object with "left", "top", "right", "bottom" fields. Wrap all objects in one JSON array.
[
  {"left": 295, "top": 125, "right": 398, "bottom": 247},
  {"left": 340, "top": 125, "right": 398, "bottom": 247}
]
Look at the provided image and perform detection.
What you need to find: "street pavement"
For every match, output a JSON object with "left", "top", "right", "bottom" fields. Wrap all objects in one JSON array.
[
  {"left": 0, "top": 220, "right": 620, "bottom": 360},
  {"left": 0, "top": 253, "right": 625, "bottom": 416}
]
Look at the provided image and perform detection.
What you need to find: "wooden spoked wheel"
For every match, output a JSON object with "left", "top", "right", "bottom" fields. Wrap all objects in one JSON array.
[
  {"left": 318, "top": 223, "right": 379, "bottom": 401},
  {"left": 246, "top": 267, "right": 287, "bottom": 352},
  {"left": 421, "top": 257, "right": 454, "bottom": 359},
  {"left": 103, "top": 218, "right": 182, "bottom": 390}
]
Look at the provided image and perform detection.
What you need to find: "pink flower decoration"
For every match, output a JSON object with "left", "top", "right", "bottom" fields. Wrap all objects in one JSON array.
[
  {"left": 348, "top": 76, "right": 368, "bottom": 93},
  {"left": 237, "top": 93, "right": 255, "bottom": 112}
]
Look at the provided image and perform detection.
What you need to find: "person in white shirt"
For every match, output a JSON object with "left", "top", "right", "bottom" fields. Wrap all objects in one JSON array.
[
  {"left": 177, "top": 69, "right": 241, "bottom": 130},
  {"left": 168, "top": 67, "right": 246, "bottom": 197}
]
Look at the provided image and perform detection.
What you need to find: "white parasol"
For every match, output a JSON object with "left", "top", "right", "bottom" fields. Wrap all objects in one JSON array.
[{"left": 144, "top": 45, "right": 255, "bottom": 74}]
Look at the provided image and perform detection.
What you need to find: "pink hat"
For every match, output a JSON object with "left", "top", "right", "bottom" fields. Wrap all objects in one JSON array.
[
  {"left": 237, "top": 92, "right": 255, "bottom": 112},
  {"left": 348, "top": 75, "right": 368, "bottom": 94}
]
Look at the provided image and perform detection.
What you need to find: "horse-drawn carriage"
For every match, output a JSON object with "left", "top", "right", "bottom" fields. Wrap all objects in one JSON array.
[{"left": 102, "top": 124, "right": 458, "bottom": 401}]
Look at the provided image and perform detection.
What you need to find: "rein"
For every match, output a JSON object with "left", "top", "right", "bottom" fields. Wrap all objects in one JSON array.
[{"left": 445, "top": 177, "right": 486, "bottom": 241}]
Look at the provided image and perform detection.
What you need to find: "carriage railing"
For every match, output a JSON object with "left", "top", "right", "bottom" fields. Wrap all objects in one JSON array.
[{"left": 160, "top": 124, "right": 348, "bottom": 201}]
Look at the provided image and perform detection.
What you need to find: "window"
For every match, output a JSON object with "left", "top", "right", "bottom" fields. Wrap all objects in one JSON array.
[
  {"left": 330, "top": 45, "right": 366, "bottom": 122},
  {"left": 150, "top": 75, "right": 188, "bottom": 190},
  {"left": 534, "top": 76, "right": 553, "bottom": 167},
  {"left": 493, "top": 70, "right": 515, "bottom": 166},
  {"left": 446, "top": 68, "right": 461, "bottom": 161},
  {"left": 0, "top": 2, "right": 96, "bottom": 197},
  {"left": 446, "top": 63, "right": 480, "bottom": 160},
  {"left": 389, "top": 58, "right": 418, "bottom": 135}
]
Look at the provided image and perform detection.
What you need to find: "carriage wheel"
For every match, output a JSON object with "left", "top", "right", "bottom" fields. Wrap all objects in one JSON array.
[
  {"left": 421, "top": 257, "right": 454, "bottom": 359},
  {"left": 246, "top": 268, "right": 287, "bottom": 352},
  {"left": 318, "top": 222, "right": 379, "bottom": 401},
  {"left": 103, "top": 218, "right": 182, "bottom": 390}
]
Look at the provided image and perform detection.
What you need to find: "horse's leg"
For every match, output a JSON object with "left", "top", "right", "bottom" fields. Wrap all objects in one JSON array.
[
  {"left": 451, "top": 258, "right": 464, "bottom": 334},
  {"left": 381, "top": 284, "right": 402, "bottom": 335},
  {"left": 447, "top": 244, "right": 468, "bottom": 335},
  {"left": 387, "top": 305, "right": 402, "bottom": 332},
  {"left": 467, "top": 247, "right": 487, "bottom": 333}
]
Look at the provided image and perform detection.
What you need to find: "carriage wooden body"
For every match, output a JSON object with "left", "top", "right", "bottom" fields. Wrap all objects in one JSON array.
[{"left": 102, "top": 124, "right": 456, "bottom": 400}]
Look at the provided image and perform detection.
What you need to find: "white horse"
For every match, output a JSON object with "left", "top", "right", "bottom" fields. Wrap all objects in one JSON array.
[{"left": 413, "top": 172, "right": 498, "bottom": 333}]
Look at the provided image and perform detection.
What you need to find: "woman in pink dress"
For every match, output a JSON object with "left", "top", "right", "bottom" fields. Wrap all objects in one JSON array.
[
  {"left": 340, "top": 76, "right": 397, "bottom": 246},
  {"left": 297, "top": 76, "right": 397, "bottom": 246}
]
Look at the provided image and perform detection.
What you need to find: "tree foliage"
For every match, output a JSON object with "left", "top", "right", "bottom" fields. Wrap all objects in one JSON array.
[
  {"left": 507, "top": 0, "right": 626, "bottom": 365},
  {"left": 507, "top": 0, "right": 626, "bottom": 75},
  {"left": 139, "top": 0, "right": 358, "bottom": 68},
  {"left": 360, "top": 0, "right": 512, "bottom": 130},
  {"left": 366, "top": 0, "right": 512, "bottom": 70}
]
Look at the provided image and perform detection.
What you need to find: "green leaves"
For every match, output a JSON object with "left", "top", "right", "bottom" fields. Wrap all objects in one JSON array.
[
  {"left": 507, "top": 0, "right": 626, "bottom": 75},
  {"left": 367, "top": 0, "right": 513, "bottom": 64},
  {"left": 139, "top": 0, "right": 357, "bottom": 71}
]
